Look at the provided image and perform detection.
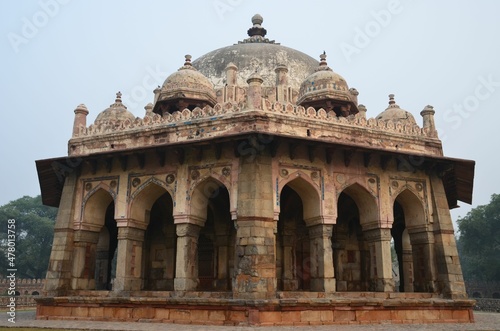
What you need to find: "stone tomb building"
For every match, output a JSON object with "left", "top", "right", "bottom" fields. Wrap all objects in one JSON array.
[{"left": 36, "top": 15, "right": 475, "bottom": 325}]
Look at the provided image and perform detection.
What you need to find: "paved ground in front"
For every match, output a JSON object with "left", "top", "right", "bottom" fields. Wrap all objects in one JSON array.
[{"left": 0, "top": 310, "right": 499, "bottom": 330}]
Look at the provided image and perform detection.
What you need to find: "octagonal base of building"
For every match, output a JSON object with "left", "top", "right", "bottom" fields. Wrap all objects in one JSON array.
[{"left": 36, "top": 292, "right": 475, "bottom": 326}]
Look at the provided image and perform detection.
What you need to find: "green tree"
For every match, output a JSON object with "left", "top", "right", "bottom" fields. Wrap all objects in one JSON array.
[
  {"left": 0, "top": 195, "right": 57, "bottom": 279},
  {"left": 457, "top": 193, "right": 500, "bottom": 281}
]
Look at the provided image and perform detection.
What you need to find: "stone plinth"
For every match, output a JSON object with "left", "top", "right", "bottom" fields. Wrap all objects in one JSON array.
[{"left": 36, "top": 292, "right": 475, "bottom": 326}]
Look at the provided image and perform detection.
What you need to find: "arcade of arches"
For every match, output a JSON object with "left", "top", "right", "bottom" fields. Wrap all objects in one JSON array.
[{"left": 68, "top": 175, "right": 440, "bottom": 296}]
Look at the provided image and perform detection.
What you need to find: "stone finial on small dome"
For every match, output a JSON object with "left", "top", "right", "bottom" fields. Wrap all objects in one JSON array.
[
  {"left": 108, "top": 91, "right": 127, "bottom": 109},
  {"left": 115, "top": 91, "right": 123, "bottom": 104},
  {"left": 153, "top": 54, "right": 217, "bottom": 115},
  {"left": 316, "top": 52, "right": 333, "bottom": 72},
  {"left": 298, "top": 51, "right": 357, "bottom": 116},
  {"left": 375, "top": 94, "right": 417, "bottom": 125},
  {"left": 94, "top": 91, "right": 135, "bottom": 125},
  {"left": 388, "top": 94, "right": 397, "bottom": 107},
  {"left": 179, "top": 54, "right": 195, "bottom": 70},
  {"left": 320, "top": 52, "right": 327, "bottom": 65}
]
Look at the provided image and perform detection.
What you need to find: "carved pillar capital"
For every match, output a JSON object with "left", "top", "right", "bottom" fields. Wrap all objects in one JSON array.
[
  {"left": 117, "top": 226, "right": 145, "bottom": 242},
  {"left": 176, "top": 223, "right": 201, "bottom": 238},
  {"left": 73, "top": 229, "right": 100, "bottom": 243},
  {"left": 409, "top": 229, "right": 435, "bottom": 245},
  {"left": 363, "top": 227, "right": 392, "bottom": 242},
  {"left": 308, "top": 224, "right": 333, "bottom": 239}
]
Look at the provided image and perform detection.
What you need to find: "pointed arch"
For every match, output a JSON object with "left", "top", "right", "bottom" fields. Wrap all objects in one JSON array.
[
  {"left": 190, "top": 176, "right": 229, "bottom": 222},
  {"left": 277, "top": 184, "right": 311, "bottom": 291},
  {"left": 394, "top": 188, "right": 426, "bottom": 230},
  {"left": 82, "top": 187, "right": 115, "bottom": 229},
  {"left": 189, "top": 176, "right": 233, "bottom": 291},
  {"left": 142, "top": 191, "right": 176, "bottom": 291},
  {"left": 73, "top": 187, "right": 116, "bottom": 290},
  {"left": 279, "top": 174, "right": 321, "bottom": 223},
  {"left": 340, "top": 182, "right": 378, "bottom": 227},
  {"left": 129, "top": 178, "right": 173, "bottom": 225},
  {"left": 391, "top": 188, "right": 435, "bottom": 293}
]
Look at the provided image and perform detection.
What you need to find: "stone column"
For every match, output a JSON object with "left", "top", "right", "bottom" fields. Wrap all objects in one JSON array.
[
  {"left": 409, "top": 229, "right": 437, "bottom": 292},
  {"left": 113, "top": 226, "right": 145, "bottom": 292},
  {"left": 364, "top": 227, "right": 394, "bottom": 292},
  {"left": 174, "top": 223, "right": 201, "bottom": 291},
  {"left": 215, "top": 234, "right": 230, "bottom": 290},
  {"left": 233, "top": 153, "right": 275, "bottom": 299},
  {"left": 164, "top": 224, "right": 177, "bottom": 290},
  {"left": 332, "top": 227, "right": 347, "bottom": 291},
  {"left": 282, "top": 230, "right": 298, "bottom": 291},
  {"left": 429, "top": 174, "right": 467, "bottom": 298},
  {"left": 95, "top": 238, "right": 110, "bottom": 290},
  {"left": 70, "top": 230, "right": 100, "bottom": 290},
  {"left": 233, "top": 218, "right": 276, "bottom": 299},
  {"left": 308, "top": 224, "right": 336, "bottom": 292},
  {"left": 402, "top": 247, "right": 414, "bottom": 292},
  {"left": 44, "top": 172, "right": 77, "bottom": 296}
]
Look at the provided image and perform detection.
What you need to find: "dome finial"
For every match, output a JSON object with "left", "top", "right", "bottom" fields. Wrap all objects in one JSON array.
[
  {"left": 109, "top": 91, "right": 127, "bottom": 109},
  {"left": 115, "top": 91, "right": 123, "bottom": 104},
  {"left": 388, "top": 94, "right": 396, "bottom": 106},
  {"left": 252, "top": 14, "right": 263, "bottom": 26},
  {"left": 320, "top": 52, "right": 327, "bottom": 66},
  {"left": 315, "top": 52, "right": 332, "bottom": 72},
  {"left": 184, "top": 54, "right": 192, "bottom": 66},
  {"left": 247, "top": 14, "right": 267, "bottom": 38}
]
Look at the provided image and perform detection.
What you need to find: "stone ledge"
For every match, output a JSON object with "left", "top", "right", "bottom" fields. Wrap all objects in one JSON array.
[{"left": 36, "top": 293, "right": 475, "bottom": 326}]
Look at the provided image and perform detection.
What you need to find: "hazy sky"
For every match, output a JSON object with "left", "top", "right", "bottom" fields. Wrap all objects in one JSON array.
[{"left": 1, "top": 0, "right": 499, "bottom": 224}]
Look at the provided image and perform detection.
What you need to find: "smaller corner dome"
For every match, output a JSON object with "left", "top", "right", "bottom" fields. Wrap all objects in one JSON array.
[
  {"left": 376, "top": 94, "right": 417, "bottom": 125},
  {"left": 298, "top": 53, "right": 351, "bottom": 104},
  {"left": 159, "top": 55, "right": 217, "bottom": 106},
  {"left": 94, "top": 92, "right": 135, "bottom": 124}
]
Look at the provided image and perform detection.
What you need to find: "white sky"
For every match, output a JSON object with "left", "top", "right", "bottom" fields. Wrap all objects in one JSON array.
[{"left": 1, "top": 0, "right": 499, "bottom": 225}]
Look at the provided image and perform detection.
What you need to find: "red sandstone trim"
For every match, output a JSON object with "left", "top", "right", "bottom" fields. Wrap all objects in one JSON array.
[{"left": 36, "top": 295, "right": 475, "bottom": 326}]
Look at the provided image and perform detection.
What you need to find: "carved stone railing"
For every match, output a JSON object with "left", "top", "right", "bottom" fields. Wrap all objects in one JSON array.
[{"left": 74, "top": 101, "right": 433, "bottom": 139}]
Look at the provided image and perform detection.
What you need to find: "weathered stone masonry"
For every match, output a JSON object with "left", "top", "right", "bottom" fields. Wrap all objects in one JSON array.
[{"left": 35, "top": 15, "right": 475, "bottom": 325}]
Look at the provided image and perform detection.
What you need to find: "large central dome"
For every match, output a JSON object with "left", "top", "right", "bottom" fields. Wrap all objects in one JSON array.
[{"left": 193, "top": 15, "right": 318, "bottom": 90}]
